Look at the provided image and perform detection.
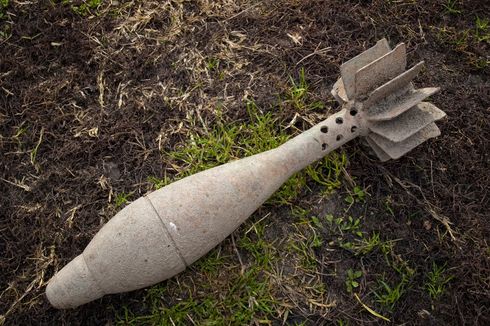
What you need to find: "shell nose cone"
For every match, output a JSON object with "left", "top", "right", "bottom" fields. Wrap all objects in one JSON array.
[{"left": 46, "top": 255, "right": 105, "bottom": 309}]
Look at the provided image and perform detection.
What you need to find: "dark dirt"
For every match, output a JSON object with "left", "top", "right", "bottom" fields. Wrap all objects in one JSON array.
[{"left": 1, "top": 0, "right": 489, "bottom": 325}]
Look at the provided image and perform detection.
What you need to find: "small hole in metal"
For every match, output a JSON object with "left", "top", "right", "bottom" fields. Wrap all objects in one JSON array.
[
  {"left": 322, "top": 143, "right": 327, "bottom": 150},
  {"left": 336, "top": 134, "right": 343, "bottom": 141},
  {"left": 350, "top": 109, "right": 358, "bottom": 116},
  {"left": 321, "top": 126, "right": 328, "bottom": 133},
  {"left": 351, "top": 126, "right": 357, "bottom": 133},
  {"left": 336, "top": 117, "right": 343, "bottom": 124}
]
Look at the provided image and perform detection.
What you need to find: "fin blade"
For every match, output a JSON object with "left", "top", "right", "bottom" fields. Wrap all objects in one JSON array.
[
  {"left": 367, "top": 87, "right": 440, "bottom": 121},
  {"left": 366, "top": 137, "right": 391, "bottom": 161},
  {"left": 368, "top": 123, "right": 441, "bottom": 159},
  {"left": 364, "top": 61, "right": 425, "bottom": 107},
  {"left": 369, "top": 102, "right": 446, "bottom": 142},
  {"left": 331, "top": 78, "right": 348, "bottom": 105},
  {"left": 354, "top": 43, "right": 407, "bottom": 98},
  {"left": 340, "top": 39, "right": 391, "bottom": 100}
]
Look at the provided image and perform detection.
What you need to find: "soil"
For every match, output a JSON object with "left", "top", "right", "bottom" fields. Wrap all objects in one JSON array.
[{"left": 1, "top": 0, "right": 489, "bottom": 325}]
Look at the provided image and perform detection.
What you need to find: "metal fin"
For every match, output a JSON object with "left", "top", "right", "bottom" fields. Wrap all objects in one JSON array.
[
  {"left": 367, "top": 87, "right": 440, "bottom": 121},
  {"left": 331, "top": 78, "right": 348, "bottom": 105},
  {"left": 368, "top": 123, "right": 441, "bottom": 159},
  {"left": 354, "top": 43, "right": 407, "bottom": 98},
  {"left": 369, "top": 102, "right": 446, "bottom": 142},
  {"left": 340, "top": 39, "right": 391, "bottom": 100},
  {"left": 364, "top": 61, "right": 425, "bottom": 108},
  {"left": 366, "top": 137, "right": 391, "bottom": 162}
]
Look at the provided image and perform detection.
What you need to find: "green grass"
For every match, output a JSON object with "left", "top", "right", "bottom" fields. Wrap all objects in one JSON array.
[
  {"left": 373, "top": 278, "right": 406, "bottom": 310},
  {"left": 321, "top": 208, "right": 415, "bottom": 313},
  {"left": 59, "top": 0, "right": 103, "bottom": 16},
  {"left": 30, "top": 127, "right": 44, "bottom": 171},
  {"left": 286, "top": 68, "right": 324, "bottom": 112},
  {"left": 442, "top": 0, "right": 461, "bottom": 15},
  {"left": 114, "top": 192, "right": 132, "bottom": 208},
  {"left": 373, "top": 252, "right": 416, "bottom": 310},
  {"left": 347, "top": 232, "right": 394, "bottom": 256},
  {"left": 119, "top": 269, "right": 276, "bottom": 325},
  {"left": 238, "top": 217, "right": 276, "bottom": 268},
  {"left": 475, "top": 16, "right": 490, "bottom": 43},
  {"left": 425, "top": 262, "right": 453, "bottom": 300}
]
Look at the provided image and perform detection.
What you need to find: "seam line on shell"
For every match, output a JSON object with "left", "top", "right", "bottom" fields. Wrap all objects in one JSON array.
[
  {"left": 81, "top": 253, "right": 106, "bottom": 296},
  {"left": 144, "top": 196, "right": 189, "bottom": 267}
]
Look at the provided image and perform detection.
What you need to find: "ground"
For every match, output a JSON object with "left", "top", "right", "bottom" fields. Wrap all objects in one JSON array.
[{"left": 0, "top": 0, "right": 489, "bottom": 325}]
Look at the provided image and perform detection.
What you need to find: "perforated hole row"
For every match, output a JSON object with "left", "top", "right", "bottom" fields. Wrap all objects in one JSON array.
[{"left": 319, "top": 113, "right": 359, "bottom": 150}]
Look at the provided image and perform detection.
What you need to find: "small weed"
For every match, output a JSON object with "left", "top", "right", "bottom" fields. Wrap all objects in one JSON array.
[
  {"left": 309, "top": 231, "right": 323, "bottom": 248},
  {"left": 291, "top": 206, "right": 311, "bottom": 220},
  {"left": 287, "top": 68, "right": 324, "bottom": 112},
  {"left": 304, "top": 151, "right": 346, "bottom": 193},
  {"left": 425, "top": 262, "right": 454, "bottom": 300},
  {"left": 30, "top": 127, "right": 44, "bottom": 171},
  {"left": 344, "top": 185, "right": 366, "bottom": 205},
  {"left": 310, "top": 215, "right": 322, "bottom": 228},
  {"left": 0, "top": 0, "right": 8, "bottom": 19},
  {"left": 194, "top": 249, "right": 227, "bottom": 275},
  {"left": 63, "top": 0, "right": 103, "bottom": 16},
  {"left": 345, "top": 269, "right": 362, "bottom": 293},
  {"left": 475, "top": 16, "right": 490, "bottom": 43},
  {"left": 114, "top": 192, "right": 131, "bottom": 208},
  {"left": 383, "top": 196, "right": 395, "bottom": 216},
  {"left": 453, "top": 30, "right": 470, "bottom": 50},
  {"left": 238, "top": 220, "right": 275, "bottom": 268},
  {"left": 374, "top": 278, "right": 406, "bottom": 310},
  {"left": 147, "top": 175, "right": 171, "bottom": 190},
  {"left": 12, "top": 124, "right": 28, "bottom": 149},
  {"left": 288, "top": 68, "right": 308, "bottom": 111},
  {"left": 331, "top": 215, "right": 362, "bottom": 236},
  {"left": 373, "top": 254, "right": 415, "bottom": 309},
  {"left": 206, "top": 57, "right": 220, "bottom": 72},
  {"left": 347, "top": 232, "right": 394, "bottom": 256},
  {"left": 287, "top": 211, "right": 324, "bottom": 270},
  {"left": 288, "top": 235, "right": 319, "bottom": 270},
  {"left": 442, "top": 0, "right": 461, "bottom": 15}
]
